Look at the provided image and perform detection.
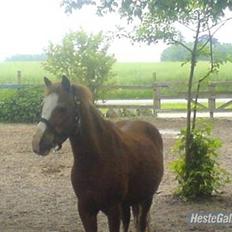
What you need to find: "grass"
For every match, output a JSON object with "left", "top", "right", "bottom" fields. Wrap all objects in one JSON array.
[
  {"left": 161, "top": 102, "right": 232, "bottom": 110},
  {"left": 112, "top": 62, "right": 232, "bottom": 99},
  {"left": 1, "top": 61, "right": 232, "bottom": 99},
  {"left": 0, "top": 61, "right": 55, "bottom": 84},
  {"left": 113, "top": 62, "right": 232, "bottom": 83}
]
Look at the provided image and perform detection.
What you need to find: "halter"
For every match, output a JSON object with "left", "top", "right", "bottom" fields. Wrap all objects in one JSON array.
[{"left": 39, "top": 93, "right": 81, "bottom": 152}]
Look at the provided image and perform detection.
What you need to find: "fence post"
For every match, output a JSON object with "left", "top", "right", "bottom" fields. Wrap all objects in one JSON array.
[
  {"left": 208, "top": 82, "right": 216, "bottom": 118},
  {"left": 17, "top": 70, "right": 21, "bottom": 85},
  {"left": 152, "top": 72, "right": 160, "bottom": 117}
]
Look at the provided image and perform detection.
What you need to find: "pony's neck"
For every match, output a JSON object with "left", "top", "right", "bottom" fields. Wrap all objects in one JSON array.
[{"left": 69, "top": 100, "right": 120, "bottom": 159}]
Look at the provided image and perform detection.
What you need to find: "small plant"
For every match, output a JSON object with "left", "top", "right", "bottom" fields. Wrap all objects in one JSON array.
[{"left": 171, "top": 121, "right": 230, "bottom": 200}]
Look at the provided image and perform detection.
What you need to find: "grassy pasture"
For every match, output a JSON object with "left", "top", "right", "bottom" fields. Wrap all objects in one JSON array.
[
  {"left": 0, "top": 61, "right": 232, "bottom": 99},
  {"left": 0, "top": 61, "right": 53, "bottom": 84},
  {"left": 112, "top": 62, "right": 232, "bottom": 98}
]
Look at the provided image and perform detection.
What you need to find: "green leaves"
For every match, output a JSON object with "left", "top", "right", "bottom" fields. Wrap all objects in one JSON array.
[
  {"left": 0, "top": 87, "right": 43, "bottom": 123},
  {"left": 43, "top": 30, "right": 116, "bottom": 99},
  {"left": 62, "top": 0, "right": 95, "bottom": 13},
  {"left": 171, "top": 121, "right": 230, "bottom": 200}
]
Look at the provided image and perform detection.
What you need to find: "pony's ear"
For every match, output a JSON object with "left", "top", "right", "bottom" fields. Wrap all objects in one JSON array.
[
  {"left": 61, "top": 75, "right": 71, "bottom": 92},
  {"left": 44, "top": 77, "right": 52, "bottom": 88}
]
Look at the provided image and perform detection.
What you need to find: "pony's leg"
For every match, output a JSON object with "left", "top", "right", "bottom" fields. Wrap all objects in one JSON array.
[
  {"left": 132, "top": 204, "right": 140, "bottom": 232},
  {"left": 147, "top": 212, "right": 151, "bottom": 232},
  {"left": 106, "top": 204, "right": 121, "bottom": 232},
  {"left": 78, "top": 200, "right": 98, "bottom": 232},
  {"left": 138, "top": 198, "right": 153, "bottom": 232},
  {"left": 121, "top": 204, "right": 131, "bottom": 232}
]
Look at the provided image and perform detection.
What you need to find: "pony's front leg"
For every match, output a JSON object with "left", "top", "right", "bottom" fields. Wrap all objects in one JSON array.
[
  {"left": 78, "top": 200, "right": 98, "bottom": 232},
  {"left": 106, "top": 204, "right": 121, "bottom": 232}
]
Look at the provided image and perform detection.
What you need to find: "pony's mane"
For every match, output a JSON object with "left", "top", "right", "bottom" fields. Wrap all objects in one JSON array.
[
  {"left": 45, "top": 82, "right": 93, "bottom": 103},
  {"left": 72, "top": 84, "right": 93, "bottom": 103}
]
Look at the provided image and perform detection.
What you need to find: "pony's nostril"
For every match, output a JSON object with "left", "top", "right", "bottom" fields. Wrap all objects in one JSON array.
[
  {"left": 33, "top": 147, "right": 40, "bottom": 154},
  {"left": 32, "top": 133, "right": 53, "bottom": 156},
  {"left": 39, "top": 138, "right": 54, "bottom": 155}
]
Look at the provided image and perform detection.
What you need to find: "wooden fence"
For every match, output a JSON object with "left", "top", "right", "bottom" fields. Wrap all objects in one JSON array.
[
  {"left": 97, "top": 81, "right": 232, "bottom": 118},
  {"left": 0, "top": 71, "right": 32, "bottom": 89},
  {"left": 1, "top": 71, "right": 232, "bottom": 118}
]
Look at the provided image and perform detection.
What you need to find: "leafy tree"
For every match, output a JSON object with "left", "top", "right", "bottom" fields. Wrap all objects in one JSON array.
[
  {"left": 128, "top": 2, "right": 232, "bottom": 172},
  {"left": 62, "top": 0, "right": 232, "bottom": 199},
  {"left": 6, "top": 54, "right": 46, "bottom": 62},
  {"left": 161, "top": 40, "right": 232, "bottom": 62},
  {"left": 161, "top": 44, "right": 191, "bottom": 61},
  {"left": 43, "top": 30, "right": 116, "bottom": 99},
  {"left": 62, "top": 1, "right": 232, "bottom": 19}
]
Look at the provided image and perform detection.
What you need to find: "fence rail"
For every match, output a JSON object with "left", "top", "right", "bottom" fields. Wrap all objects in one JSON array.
[
  {"left": 98, "top": 81, "right": 232, "bottom": 118},
  {"left": 1, "top": 71, "right": 232, "bottom": 118}
]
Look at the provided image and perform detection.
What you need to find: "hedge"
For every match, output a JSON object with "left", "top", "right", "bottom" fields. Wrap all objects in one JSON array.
[{"left": 0, "top": 87, "right": 43, "bottom": 123}]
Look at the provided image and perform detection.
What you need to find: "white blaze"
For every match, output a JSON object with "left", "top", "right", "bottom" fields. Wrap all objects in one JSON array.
[{"left": 38, "top": 93, "right": 59, "bottom": 133}]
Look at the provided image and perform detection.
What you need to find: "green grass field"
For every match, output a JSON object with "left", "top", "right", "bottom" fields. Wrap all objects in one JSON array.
[
  {"left": 0, "top": 61, "right": 232, "bottom": 99},
  {"left": 1, "top": 61, "right": 232, "bottom": 83},
  {"left": 113, "top": 62, "right": 229, "bottom": 84}
]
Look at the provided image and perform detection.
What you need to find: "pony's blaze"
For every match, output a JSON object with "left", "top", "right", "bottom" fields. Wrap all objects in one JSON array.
[{"left": 32, "top": 93, "right": 59, "bottom": 155}]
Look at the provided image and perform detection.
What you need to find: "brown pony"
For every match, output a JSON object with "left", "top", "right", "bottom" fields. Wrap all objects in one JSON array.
[{"left": 32, "top": 76, "right": 163, "bottom": 232}]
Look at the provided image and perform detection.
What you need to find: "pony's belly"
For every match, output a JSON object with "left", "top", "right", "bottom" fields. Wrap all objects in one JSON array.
[
  {"left": 73, "top": 183, "right": 127, "bottom": 211},
  {"left": 124, "top": 166, "right": 163, "bottom": 205},
  {"left": 71, "top": 165, "right": 128, "bottom": 210}
]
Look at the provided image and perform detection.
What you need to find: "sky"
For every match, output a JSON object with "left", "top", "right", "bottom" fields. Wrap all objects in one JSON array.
[{"left": 1, "top": 0, "right": 232, "bottom": 62}]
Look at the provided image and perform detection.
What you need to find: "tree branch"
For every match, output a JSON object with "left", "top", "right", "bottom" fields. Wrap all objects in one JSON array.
[
  {"left": 185, "top": 11, "right": 201, "bottom": 167},
  {"left": 192, "top": 22, "right": 215, "bottom": 131},
  {"left": 198, "top": 17, "right": 232, "bottom": 52},
  {"left": 171, "top": 39, "right": 192, "bottom": 53}
]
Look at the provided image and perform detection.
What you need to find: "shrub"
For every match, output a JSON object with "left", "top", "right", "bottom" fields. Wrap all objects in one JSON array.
[
  {"left": 171, "top": 121, "right": 230, "bottom": 200},
  {"left": 0, "top": 87, "right": 43, "bottom": 123},
  {"left": 43, "top": 30, "right": 116, "bottom": 100}
]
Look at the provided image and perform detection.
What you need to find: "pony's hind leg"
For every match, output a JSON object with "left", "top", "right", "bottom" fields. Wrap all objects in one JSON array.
[
  {"left": 121, "top": 204, "right": 131, "bottom": 232},
  {"left": 133, "top": 198, "right": 153, "bottom": 232},
  {"left": 106, "top": 204, "right": 121, "bottom": 232},
  {"left": 132, "top": 204, "right": 140, "bottom": 232}
]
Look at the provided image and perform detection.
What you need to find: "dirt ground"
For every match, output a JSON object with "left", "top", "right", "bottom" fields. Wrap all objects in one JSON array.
[{"left": 0, "top": 118, "right": 232, "bottom": 232}]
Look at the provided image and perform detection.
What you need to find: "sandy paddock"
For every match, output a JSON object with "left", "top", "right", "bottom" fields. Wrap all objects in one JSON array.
[{"left": 0, "top": 118, "right": 232, "bottom": 232}]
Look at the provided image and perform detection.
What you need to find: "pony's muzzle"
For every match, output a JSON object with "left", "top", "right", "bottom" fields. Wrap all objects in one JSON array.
[
  {"left": 32, "top": 139, "right": 50, "bottom": 156},
  {"left": 32, "top": 129, "right": 55, "bottom": 156}
]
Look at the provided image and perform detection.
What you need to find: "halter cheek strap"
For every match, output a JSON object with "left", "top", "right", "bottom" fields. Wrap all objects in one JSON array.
[
  {"left": 40, "top": 117, "right": 66, "bottom": 151},
  {"left": 40, "top": 118, "right": 61, "bottom": 138},
  {"left": 39, "top": 93, "right": 81, "bottom": 152}
]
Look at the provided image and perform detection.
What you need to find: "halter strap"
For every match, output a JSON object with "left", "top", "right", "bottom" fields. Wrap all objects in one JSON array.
[
  {"left": 39, "top": 94, "right": 81, "bottom": 151},
  {"left": 40, "top": 118, "right": 60, "bottom": 137}
]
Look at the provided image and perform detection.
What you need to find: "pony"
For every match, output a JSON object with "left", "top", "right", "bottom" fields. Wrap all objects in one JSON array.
[{"left": 32, "top": 76, "right": 164, "bottom": 232}]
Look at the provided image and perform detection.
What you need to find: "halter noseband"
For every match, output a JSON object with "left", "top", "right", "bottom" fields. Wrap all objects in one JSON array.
[{"left": 39, "top": 95, "right": 81, "bottom": 152}]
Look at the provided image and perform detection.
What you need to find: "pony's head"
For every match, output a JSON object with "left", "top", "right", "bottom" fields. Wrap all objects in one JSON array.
[{"left": 32, "top": 75, "right": 90, "bottom": 156}]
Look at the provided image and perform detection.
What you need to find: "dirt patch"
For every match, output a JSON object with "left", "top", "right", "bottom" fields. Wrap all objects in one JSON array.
[{"left": 0, "top": 118, "right": 232, "bottom": 232}]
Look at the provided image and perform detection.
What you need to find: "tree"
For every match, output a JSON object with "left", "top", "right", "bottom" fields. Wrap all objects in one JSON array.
[
  {"left": 6, "top": 54, "right": 46, "bottom": 62},
  {"left": 43, "top": 30, "right": 116, "bottom": 99},
  {"left": 131, "top": 2, "right": 232, "bottom": 170},
  {"left": 62, "top": 0, "right": 232, "bottom": 198},
  {"left": 161, "top": 40, "right": 232, "bottom": 62},
  {"left": 161, "top": 44, "right": 191, "bottom": 61},
  {"left": 62, "top": 1, "right": 232, "bottom": 19}
]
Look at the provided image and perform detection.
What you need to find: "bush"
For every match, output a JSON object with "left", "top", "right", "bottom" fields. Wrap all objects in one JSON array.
[
  {"left": 0, "top": 87, "right": 43, "bottom": 123},
  {"left": 43, "top": 30, "right": 116, "bottom": 100},
  {"left": 171, "top": 121, "right": 230, "bottom": 200}
]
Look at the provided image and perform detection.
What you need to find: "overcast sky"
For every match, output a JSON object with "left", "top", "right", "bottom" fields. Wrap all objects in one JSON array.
[{"left": 1, "top": 0, "right": 232, "bottom": 62}]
